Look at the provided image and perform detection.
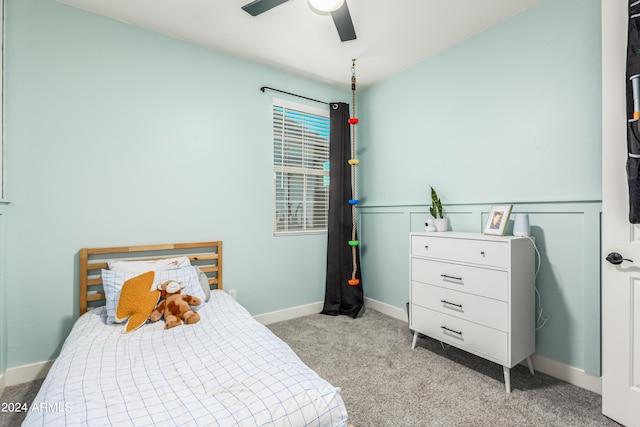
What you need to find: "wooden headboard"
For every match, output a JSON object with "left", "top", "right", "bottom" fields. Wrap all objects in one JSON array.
[{"left": 79, "top": 241, "right": 222, "bottom": 315}]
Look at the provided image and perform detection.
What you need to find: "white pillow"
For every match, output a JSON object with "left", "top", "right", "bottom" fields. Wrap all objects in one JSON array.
[
  {"left": 101, "top": 266, "right": 206, "bottom": 324},
  {"left": 108, "top": 256, "right": 191, "bottom": 273},
  {"left": 194, "top": 266, "right": 211, "bottom": 302}
]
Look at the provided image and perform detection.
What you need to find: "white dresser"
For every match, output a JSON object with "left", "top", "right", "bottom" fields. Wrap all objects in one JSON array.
[{"left": 409, "top": 231, "right": 535, "bottom": 392}]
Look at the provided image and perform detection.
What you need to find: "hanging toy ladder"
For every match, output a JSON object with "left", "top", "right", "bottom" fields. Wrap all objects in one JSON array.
[{"left": 348, "top": 59, "right": 360, "bottom": 286}]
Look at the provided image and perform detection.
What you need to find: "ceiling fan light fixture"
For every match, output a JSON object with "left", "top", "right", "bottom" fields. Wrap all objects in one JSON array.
[{"left": 308, "top": 0, "right": 344, "bottom": 12}]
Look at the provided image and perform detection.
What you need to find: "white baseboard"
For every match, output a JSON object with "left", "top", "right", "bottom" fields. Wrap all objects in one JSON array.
[
  {"left": 253, "top": 298, "right": 408, "bottom": 326},
  {"left": 527, "top": 354, "right": 602, "bottom": 395},
  {"left": 5, "top": 360, "right": 53, "bottom": 387},
  {"left": 0, "top": 371, "right": 6, "bottom": 397},
  {"left": 364, "top": 297, "right": 408, "bottom": 322},
  {"left": 254, "top": 301, "right": 324, "bottom": 325}
]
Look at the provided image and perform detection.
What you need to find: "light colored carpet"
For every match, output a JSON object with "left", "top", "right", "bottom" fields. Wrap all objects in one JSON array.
[
  {"left": 0, "top": 379, "right": 43, "bottom": 427},
  {"left": 0, "top": 308, "right": 620, "bottom": 427},
  {"left": 267, "top": 309, "right": 619, "bottom": 427}
]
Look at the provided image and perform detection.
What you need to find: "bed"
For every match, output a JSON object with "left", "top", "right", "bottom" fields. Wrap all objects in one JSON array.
[{"left": 22, "top": 241, "right": 349, "bottom": 426}]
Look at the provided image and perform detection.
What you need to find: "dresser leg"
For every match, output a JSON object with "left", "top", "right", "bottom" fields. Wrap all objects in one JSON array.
[
  {"left": 411, "top": 330, "right": 419, "bottom": 349},
  {"left": 526, "top": 356, "right": 535, "bottom": 375},
  {"left": 503, "top": 366, "right": 511, "bottom": 393}
]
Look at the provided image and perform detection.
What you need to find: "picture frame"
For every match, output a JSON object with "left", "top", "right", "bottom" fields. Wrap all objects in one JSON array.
[{"left": 484, "top": 205, "right": 513, "bottom": 236}]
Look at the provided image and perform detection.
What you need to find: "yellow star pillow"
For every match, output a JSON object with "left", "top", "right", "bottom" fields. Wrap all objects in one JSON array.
[{"left": 115, "top": 271, "right": 160, "bottom": 333}]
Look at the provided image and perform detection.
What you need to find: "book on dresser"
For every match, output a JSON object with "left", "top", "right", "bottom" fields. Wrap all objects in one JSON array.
[{"left": 409, "top": 231, "right": 536, "bottom": 393}]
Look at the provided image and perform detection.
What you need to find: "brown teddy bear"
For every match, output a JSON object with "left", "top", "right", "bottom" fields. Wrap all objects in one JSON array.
[{"left": 150, "top": 280, "right": 202, "bottom": 329}]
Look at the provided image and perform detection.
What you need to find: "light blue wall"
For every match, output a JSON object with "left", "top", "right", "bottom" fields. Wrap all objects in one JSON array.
[
  {"left": 3, "top": 0, "right": 348, "bottom": 368},
  {"left": 357, "top": 0, "right": 603, "bottom": 375},
  {"left": 3, "top": 0, "right": 604, "bottom": 378},
  {"left": 358, "top": 0, "right": 601, "bottom": 206}
]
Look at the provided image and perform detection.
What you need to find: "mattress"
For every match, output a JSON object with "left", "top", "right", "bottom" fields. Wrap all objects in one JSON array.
[{"left": 22, "top": 291, "right": 348, "bottom": 426}]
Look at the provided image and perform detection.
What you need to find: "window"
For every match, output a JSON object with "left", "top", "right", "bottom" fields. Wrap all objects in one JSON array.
[{"left": 273, "top": 98, "right": 330, "bottom": 235}]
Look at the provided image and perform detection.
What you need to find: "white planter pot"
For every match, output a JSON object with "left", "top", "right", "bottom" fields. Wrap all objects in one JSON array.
[{"left": 433, "top": 218, "right": 449, "bottom": 232}]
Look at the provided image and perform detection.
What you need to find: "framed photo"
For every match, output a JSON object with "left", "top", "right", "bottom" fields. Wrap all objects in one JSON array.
[{"left": 484, "top": 205, "right": 513, "bottom": 236}]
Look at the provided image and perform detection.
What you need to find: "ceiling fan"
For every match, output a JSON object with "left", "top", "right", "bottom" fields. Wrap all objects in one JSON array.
[{"left": 241, "top": 0, "right": 357, "bottom": 42}]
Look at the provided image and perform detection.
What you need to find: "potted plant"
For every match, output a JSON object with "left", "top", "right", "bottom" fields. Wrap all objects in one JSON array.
[{"left": 429, "top": 186, "right": 448, "bottom": 232}]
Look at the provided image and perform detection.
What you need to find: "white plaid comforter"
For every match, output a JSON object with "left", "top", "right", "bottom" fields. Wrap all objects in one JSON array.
[{"left": 22, "top": 291, "right": 348, "bottom": 427}]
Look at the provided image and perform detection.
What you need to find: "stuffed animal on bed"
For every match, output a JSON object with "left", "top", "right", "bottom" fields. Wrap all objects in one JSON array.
[{"left": 149, "top": 280, "right": 202, "bottom": 329}]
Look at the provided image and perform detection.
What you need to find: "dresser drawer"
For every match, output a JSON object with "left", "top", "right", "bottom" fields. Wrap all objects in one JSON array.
[
  {"left": 411, "top": 258, "right": 508, "bottom": 301},
  {"left": 411, "top": 305, "right": 508, "bottom": 364},
  {"left": 411, "top": 282, "right": 508, "bottom": 331},
  {"left": 411, "top": 235, "right": 508, "bottom": 268}
]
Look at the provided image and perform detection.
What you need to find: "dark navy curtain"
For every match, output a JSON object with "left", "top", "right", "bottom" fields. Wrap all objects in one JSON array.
[{"left": 321, "top": 102, "right": 364, "bottom": 318}]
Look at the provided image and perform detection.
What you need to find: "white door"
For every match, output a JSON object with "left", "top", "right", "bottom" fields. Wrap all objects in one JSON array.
[{"left": 602, "top": 1, "right": 640, "bottom": 426}]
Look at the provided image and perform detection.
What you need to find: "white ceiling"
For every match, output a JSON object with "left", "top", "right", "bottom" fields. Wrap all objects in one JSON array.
[{"left": 55, "top": 0, "right": 542, "bottom": 89}]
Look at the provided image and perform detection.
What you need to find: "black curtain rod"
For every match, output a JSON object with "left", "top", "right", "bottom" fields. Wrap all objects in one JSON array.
[{"left": 260, "top": 86, "right": 330, "bottom": 106}]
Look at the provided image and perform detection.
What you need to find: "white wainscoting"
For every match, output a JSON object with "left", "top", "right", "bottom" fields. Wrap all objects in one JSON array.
[
  {"left": 357, "top": 200, "right": 603, "bottom": 378},
  {"left": 0, "top": 209, "right": 8, "bottom": 397}
]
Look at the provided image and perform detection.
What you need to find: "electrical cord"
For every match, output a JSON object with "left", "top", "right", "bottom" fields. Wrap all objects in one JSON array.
[{"left": 526, "top": 235, "right": 550, "bottom": 331}]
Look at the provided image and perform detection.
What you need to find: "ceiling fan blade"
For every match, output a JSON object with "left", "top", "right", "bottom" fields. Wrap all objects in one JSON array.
[
  {"left": 330, "top": 1, "right": 356, "bottom": 42},
  {"left": 242, "top": 0, "right": 290, "bottom": 16}
]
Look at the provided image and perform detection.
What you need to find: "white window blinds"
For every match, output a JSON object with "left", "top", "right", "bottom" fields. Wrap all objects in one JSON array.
[{"left": 273, "top": 98, "right": 330, "bottom": 235}]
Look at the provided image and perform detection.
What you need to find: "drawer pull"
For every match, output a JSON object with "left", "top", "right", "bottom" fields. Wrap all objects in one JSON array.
[
  {"left": 441, "top": 326, "right": 463, "bottom": 336},
  {"left": 424, "top": 245, "right": 429, "bottom": 250},
  {"left": 441, "top": 274, "right": 462, "bottom": 281},
  {"left": 440, "top": 299, "right": 463, "bottom": 309}
]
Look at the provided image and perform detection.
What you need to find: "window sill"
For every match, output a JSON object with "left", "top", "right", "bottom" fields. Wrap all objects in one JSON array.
[{"left": 274, "top": 230, "right": 327, "bottom": 237}]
